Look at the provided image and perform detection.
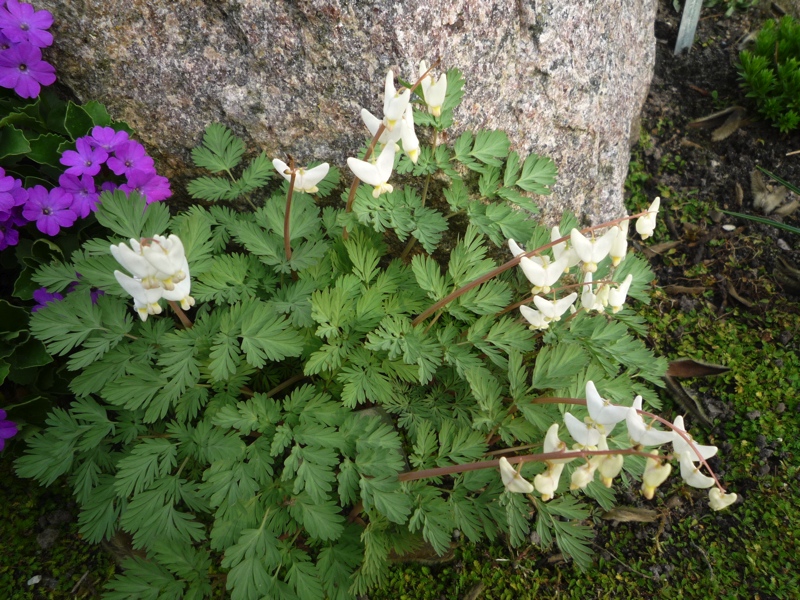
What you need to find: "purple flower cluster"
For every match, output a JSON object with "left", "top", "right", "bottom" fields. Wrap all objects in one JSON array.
[
  {"left": 0, "top": 0, "right": 55, "bottom": 98},
  {"left": 0, "top": 126, "right": 171, "bottom": 250},
  {"left": 0, "top": 408, "right": 17, "bottom": 450}
]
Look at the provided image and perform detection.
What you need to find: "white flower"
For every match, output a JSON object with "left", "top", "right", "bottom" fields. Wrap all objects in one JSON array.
[
  {"left": 347, "top": 142, "right": 396, "bottom": 198},
  {"left": 508, "top": 238, "right": 526, "bottom": 258},
  {"left": 519, "top": 254, "right": 569, "bottom": 295},
  {"left": 534, "top": 463, "right": 565, "bottom": 501},
  {"left": 609, "top": 218, "right": 629, "bottom": 266},
  {"left": 550, "top": 226, "right": 580, "bottom": 268},
  {"left": 499, "top": 457, "right": 534, "bottom": 494},
  {"left": 272, "top": 159, "right": 330, "bottom": 194},
  {"left": 671, "top": 415, "right": 718, "bottom": 462},
  {"left": 607, "top": 274, "right": 633, "bottom": 313},
  {"left": 679, "top": 452, "right": 715, "bottom": 489},
  {"left": 418, "top": 60, "right": 447, "bottom": 116},
  {"left": 594, "top": 436, "right": 624, "bottom": 487},
  {"left": 114, "top": 270, "right": 164, "bottom": 321},
  {"left": 543, "top": 423, "right": 576, "bottom": 464},
  {"left": 580, "top": 272, "right": 605, "bottom": 313},
  {"left": 533, "top": 292, "right": 578, "bottom": 322},
  {"left": 519, "top": 305, "right": 548, "bottom": 330},
  {"left": 570, "top": 227, "right": 619, "bottom": 272},
  {"left": 360, "top": 108, "right": 403, "bottom": 145},
  {"left": 636, "top": 197, "right": 661, "bottom": 239},
  {"left": 564, "top": 412, "right": 601, "bottom": 447},
  {"left": 570, "top": 461, "right": 597, "bottom": 490},
  {"left": 111, "top": 234, "right": 193, "bottom": 321},
  {"left": 382, "top": 70, "right": 411, "bottom": 131},
  {"left": 400, "top": 104, "right": 420, "bottom": 163},
  {"left": 642, "top": 454, "right": 672, "bottom": 499},
  {"left": 626, "top": 396, "right": 674, "bottom": 446},
  {"left": 708, "top": 487, "right": 738, "bottom": 511},
  {"left": 585, "top": 380, "right": 628, "bottom": 430}
]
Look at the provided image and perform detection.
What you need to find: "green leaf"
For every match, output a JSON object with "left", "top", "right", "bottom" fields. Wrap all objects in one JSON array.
[
  {"left": 516, "top": 153, "right": 558, "bottom": 195},
  {"left": 64, "top": 101, "right": 94, "bottom": 139},
  {"left": 95, "top": 190, "right": 171, "bottom": 240},
  {"left": 530, "top": 342, "right": 589, "bottom": 390},
  {"left": 0, "top": 124, "right": 31, "bottom": 159},
  {"left": 187, "top": 175, "right": 234, "bottom": 201},
  {"left": 114, "top": 438, "right": 178, "bottom": 498},
  {"left": 192, "top": 123, "right": 245, "bottom": 173},
  {"left": 287, "top": 493, "right": 345, "bottom": 541},
  {"left": 470, "top": 130, "right": 509, "bottom": 167},
  {"left": 27, "top": 132, "right": 64, "bottom": 166},
  {"left": 240, "top": 301, "right": 304, "bottom": 367},
  {"left": 82, "top": 101, "right": 112, "bottom": 126}
]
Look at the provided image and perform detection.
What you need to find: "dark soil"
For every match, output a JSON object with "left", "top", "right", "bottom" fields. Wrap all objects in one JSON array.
[{"left": 641, "top": 1, "right": 800, "bottom": 307}]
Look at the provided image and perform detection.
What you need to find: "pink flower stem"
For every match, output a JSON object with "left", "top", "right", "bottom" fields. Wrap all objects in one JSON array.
[{"left": 168, "top": 300, "right": 193, "bottom": 329}]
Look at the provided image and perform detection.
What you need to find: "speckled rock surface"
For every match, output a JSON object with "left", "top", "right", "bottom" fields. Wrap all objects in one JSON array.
[{"left": 39, "top": 0, "right": 657, "bottom": 222}]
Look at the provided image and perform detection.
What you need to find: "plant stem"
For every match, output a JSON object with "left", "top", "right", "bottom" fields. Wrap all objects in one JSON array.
[
  {"left": 284, "top": 171, "right": 296, "bottom": 262},
  {"left": 168, "top": 300, "right": 193, "bottom": 329}
]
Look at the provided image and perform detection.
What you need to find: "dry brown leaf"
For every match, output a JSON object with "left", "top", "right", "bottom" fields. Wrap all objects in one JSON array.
[
  {"left": 648, "top": 240, "right": 682, "bottom": 254},
  {"left": 726, "top": 279, "right": 754, "bottom": 307},
  {"left": 752, "top": 169, "right": 788, "bottom": 215},
  {"left": 664, "top": 375, "right": 714, "bottom": 427},
  {"left": 601, "top": 507, "right": 659, "bottom": 523},
  {"left": 711, "top": 107, "right": 746, "bottom": 141},
  {"left": 666, "top": 358, "right": 730, "bottom": 378}
]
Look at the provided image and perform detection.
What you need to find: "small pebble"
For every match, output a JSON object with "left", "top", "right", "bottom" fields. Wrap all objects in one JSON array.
[
  {"left": 722, "top": 224, "right": 736, "bottom": 232},
  {"left": 27, "top": 575, "right": 41, "bottom": 586}
]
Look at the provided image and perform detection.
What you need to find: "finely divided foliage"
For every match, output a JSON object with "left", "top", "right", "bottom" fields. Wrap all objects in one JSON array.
[{"left": 15, "top": 64, "right": 732, "bottom": 599}]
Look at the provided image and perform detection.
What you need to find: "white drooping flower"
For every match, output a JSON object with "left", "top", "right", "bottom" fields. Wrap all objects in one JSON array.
[
  {"left": 508, "top": 238, "right": 526, "bottom": 258},
  {"left": 382, "top": 70, "right": 411, "bottom": 131},
  {"left": 360, "top": 108, "right": 404, "bottom": 146},
  {"left": 533, "top": 292, "right": 578, "bottom": 323},
  {"left": 498, "top": 457, "right": 534, "bottom": 494},
  {"left": 347, "top": 142, "right": 397, "bottom": 198},
  {"left": 400, "top": 104, "right": 420, "bottom": 163},
  {"left": 607, "top": 274, "right": 634, "bottom": 313},
  {"left": 585, "top": 380, "right": 628, "bottom": 431},
  {"left": 564, "top": 412, "right": 601, "bottom": 448},
  {"left": 708, "top": 487, "right": 738, "bottom": 511},
  {"left": 609, "top": 218, "right": 629, "bottom": 266},
  {"left": 550, "top": 226, "right": 580, "bottom": 268},
  {"left": 671, "top": 415, "right": 718, "bottom": 462},
  {"left": 543, "top": 423, "right": 576, "bottom": 464},
  {"left": 570, "top": 227, "right": 619, "bottom": 272},
  {"left": 272, "top": 159, "right": 330, "bottom": 194},
  {"left": 519, "top": 254, "right": 569, "bottom": 294},
  {"left": 678, "top": 451, "right": 715, "bottom": 489},
  {"left": 626, "top": 396, "right": 674, "bottom": 447},
  {"left": 580, "top": 272, "right": 604, "bottom": 313},
  {"left": 418, "top": 60, "right": 447, "bottom": 116},
  {"left": 636, "top": 197, "right": 661, "bottom": 239},
  {"left": 594, "top": 435, "right": 624, "bottom": 488},
  {"left": 534, "top": 463, "right": 565, "bottom": 502},
  {"left": 642, "top": 453, "right": 672, "bottom": 499},
  {"left": 111, "top": 234, "right": 194, "bottom": 321},
  {"left": 570, "top": 461, "right": 597, "bottom": 490},
  {"left": 519, "top": 305, "right": 549, "bottom": 330}
]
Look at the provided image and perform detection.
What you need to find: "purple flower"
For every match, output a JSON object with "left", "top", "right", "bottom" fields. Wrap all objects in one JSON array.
[
  {"left": 31, "top": 286, "right": 63, "bottom": 312},
  {"left": 0, "top": 0, "right": 53, "bottom": 48},
  {"left": 100, "top": 181, "right": 118, "bottom": 193},
  {"left": 0, "top": 409, "right": 17, "bottom": 451},
  {"left": 107, "top": 140, "right": 154, "bottom": 176},
  {"left": 120, "top": 169, "right": 171, "bottom": 203},
  {"left": 0, "top": 213, "right": 19, "bottom": 250},
  {"left": 22, "top": 185, "right": 76, "bottom": 235},
  {"left": 60, "top": 138, "right": 108, "bottom": 177},
  {"left": 0, "top": 41, "right": 55, "bottom": 98},
  {"left": 57, "top": 173, "right": 98, "bottom": 218},
  {"left": 89, "top": 126, "right": 129, "bottom": 153},
  {"left": 0, "top": 168, "right": 27, "bottom": 214}
]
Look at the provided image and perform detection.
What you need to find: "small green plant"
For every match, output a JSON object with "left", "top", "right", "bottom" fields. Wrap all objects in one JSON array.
[{"left": 738, "top": 15, "right": 800, "bottom": 132}]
